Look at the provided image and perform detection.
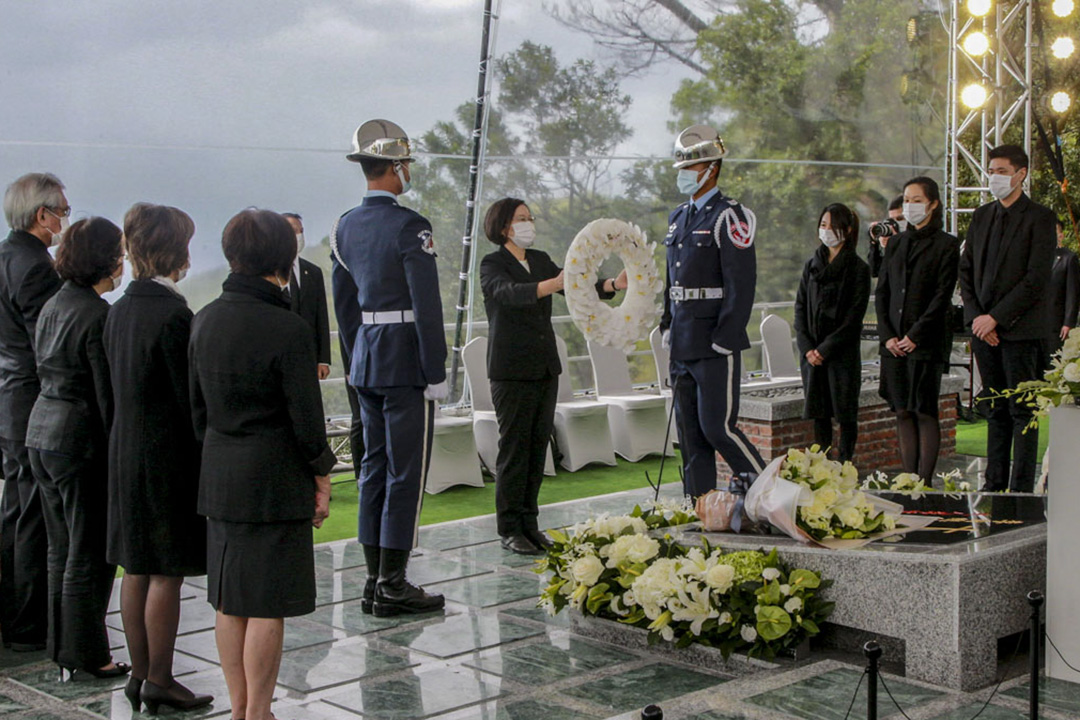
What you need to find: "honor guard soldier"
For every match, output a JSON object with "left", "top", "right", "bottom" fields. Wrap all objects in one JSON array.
[
  {"left": 331, "top": 119, "right": 447, "bottom": 617},
  {"left": 659, "top": 125, "right": 765, "bottom": 499}
]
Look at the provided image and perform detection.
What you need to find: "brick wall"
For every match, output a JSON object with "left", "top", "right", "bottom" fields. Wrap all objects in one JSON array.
[{"left": 715, "top": 394, "right": 957, "bottom": 476}]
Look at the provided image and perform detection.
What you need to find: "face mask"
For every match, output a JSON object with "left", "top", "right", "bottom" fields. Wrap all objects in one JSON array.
[
  {"left": 295, "top": 233, "right": 305, "bottom": 254},
  {"left": 395, "top": 163, "right": 412, "bottom": 195},
  {"left": 676, "top": 163, "right": 713, "bottom": 196},
  {"left": 509, "top": 221, "right": 535, "bottom": 249},
  {"left": 819, "top": 228, "right": 842, "bottom": 248},
  {"left": 988, "top": 173, "right": 1017, "bottom": 200},
  {"left": 49, "top": 214, "right": 70, "bottom": 247},
  {"left": 176, "top": 265, "right": 189, "bottom": 282},
  {"left": 107, "top": 265, "right": 123, "bottom": 292},
  {"left": 903, "top": 202, "right": 929, "bottom": 227}
]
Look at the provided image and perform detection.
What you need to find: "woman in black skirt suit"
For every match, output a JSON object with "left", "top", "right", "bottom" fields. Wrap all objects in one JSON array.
[
  {"left": 794, "top": 203, "right": 871, "bottom": 462},
  {"left": 189, "top": 209, "right": 335, "bottom": 720},
  {"left": 875, "top": 177, "right": 960, "bottom": 481},
  {"left": 479, "top": 198, "right": 624, "bottom": 555},
  {"left": 25, "top": 217, "right": 127, "bottom": 679},
  {"left": 104, "top": 204, "right": 211, "bottom": 712}
]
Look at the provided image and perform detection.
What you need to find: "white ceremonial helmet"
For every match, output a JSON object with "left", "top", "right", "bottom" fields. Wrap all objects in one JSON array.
[
  {"left": 346, "top": 119, "right": 414, "bottom": 163},
  {"left": 672, "top": 124, "right": 727, "bottom": 169}
]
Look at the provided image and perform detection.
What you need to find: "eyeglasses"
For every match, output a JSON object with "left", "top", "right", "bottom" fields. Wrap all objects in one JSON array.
[{"left": 47, "top": 206, "right": 72, "bottom": 218}]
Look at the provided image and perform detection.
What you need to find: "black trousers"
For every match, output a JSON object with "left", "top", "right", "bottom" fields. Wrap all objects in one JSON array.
[
  {"left": 0, "top": 437, "right": 48, "bottom": 646},
  {"left": 973, "top": 337, "right": 1044, "bottom": 493},
  {"left": 490, "top": 376, "right": 558, "bottom": 538},
  {"left": 29, "top": 449, "right": 115, "bottom": 669},
  {"left": 340, "top": 336, "right": 364, "bottom": 480}
]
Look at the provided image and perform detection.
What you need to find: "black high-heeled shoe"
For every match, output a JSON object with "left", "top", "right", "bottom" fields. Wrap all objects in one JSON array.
[
  {"left": 59, "top": 661, "right": 132, "bottom": 682},
  {"left": 124, "top": 677, "right": 144, "bottom": 711},
  {"left": 140, "top": 680, "right": 213, "bottom": 715}
]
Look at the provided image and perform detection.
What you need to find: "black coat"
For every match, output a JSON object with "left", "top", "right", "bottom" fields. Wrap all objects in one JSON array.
[
  {"left": 190, "top": 274, "right": 336, "bottom": 524},
  {"left": 1049, "top": 247, "right": 1080, "bottom": 336},
  {"left": 290, "top": 258, "right": 331, "bottom": 366},
  {"left": 0, "top": 231, "right": 62, "bottom": 441},
  {"left": 479, "top": 245, "right": 613, "bottom": 382},
  {"left": 25, "top": 282, "right": 111, "bottom": 457},
  {"left": 875, "top": 224, "right": 960, "bottom": 363},
  {"left": 958, "top": 194, "right": 1056, "bottom": 341},
  {"left": 103, "top": 280, "right": 205, "bottom": 575},
  {"left": 794, "top": 245, "right": 871, "bottom": 420}
]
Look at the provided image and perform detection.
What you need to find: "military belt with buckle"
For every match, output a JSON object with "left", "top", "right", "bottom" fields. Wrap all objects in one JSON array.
[
  {"left": 669, "top": 287, "right": 724, "bottom": 301},
  {"left": 361, "top": 310, "right": 415, "bottom": 324}
]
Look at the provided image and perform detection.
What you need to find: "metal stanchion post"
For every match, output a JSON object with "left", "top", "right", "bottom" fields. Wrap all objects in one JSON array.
[
  {"left": 864, "top": 640, "right": 882, "bottom": 720},
  {"left": 1028, "top": 590, "right": 1044, "bottom": 720}
]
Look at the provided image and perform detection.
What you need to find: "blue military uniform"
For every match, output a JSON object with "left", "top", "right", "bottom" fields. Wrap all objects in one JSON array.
[
  {"left": 659, "top": 187, "right": 765, "bottom": 498},
  {"left": 331, "top": 191, "right": 446, "bottom": 551}
]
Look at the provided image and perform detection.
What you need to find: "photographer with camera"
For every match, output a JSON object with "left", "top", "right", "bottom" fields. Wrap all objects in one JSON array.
[{"left": 867, "top": 195, "right": 906, "bottom": 278}]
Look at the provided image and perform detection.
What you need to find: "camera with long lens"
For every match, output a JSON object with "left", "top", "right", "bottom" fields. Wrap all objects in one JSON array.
[{"left": 868, "top": 218, "right": 901, "bottom": 240}]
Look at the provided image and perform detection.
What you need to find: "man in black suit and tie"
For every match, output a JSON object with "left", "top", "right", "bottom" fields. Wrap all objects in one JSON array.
[
  {"left": 1049, "top": 217, "right": 1080, "bottom": 355},
  {"left": 283, "top": 213, "right": 331, "bottom": 380},
  {"left": 958, "top": 144, "right": 1056, "bottom": 492}
]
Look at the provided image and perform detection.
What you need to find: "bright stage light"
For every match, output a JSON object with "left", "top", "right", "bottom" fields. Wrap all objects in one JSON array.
[
  {"left": 963, "top": 31, "right": 990, "bottom": 56},
  {"left": 1052, "top": 37, "right": 1075, "bottom": 59},
  {"left": 1052, "top": 0, "right": 1074, "bottom": 18},
  {"left": 968, "top": 0, "right": 992, "bottom": 17},
  {"left": 1051, "top": 91, "right": 1072, "bottom": 113},
  {"left": 962, "top": 83, "right": 988, "bottom": 108}
]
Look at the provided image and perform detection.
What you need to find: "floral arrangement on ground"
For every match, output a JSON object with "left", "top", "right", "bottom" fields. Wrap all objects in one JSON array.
[
  {"left": 982, "top": 327, "right": 1080, "bottom": 427},
  {"left": 536, "top": 499, "right": 833, "bottom": 658}
]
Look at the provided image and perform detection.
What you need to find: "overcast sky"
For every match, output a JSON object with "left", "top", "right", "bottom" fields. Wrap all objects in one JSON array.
[{"left": 0, "top": 0, "right": 691, "bottom": 278}]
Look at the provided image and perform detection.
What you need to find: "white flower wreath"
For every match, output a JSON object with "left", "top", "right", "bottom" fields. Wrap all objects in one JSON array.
[{"left": 564, "top": 218, "right": 664, "bottom": 353}]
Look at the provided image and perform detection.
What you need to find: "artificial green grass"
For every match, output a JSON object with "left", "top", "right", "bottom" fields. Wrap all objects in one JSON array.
[
  {"left": 954, "top": 416, "right": 1048, "bottom": 459},
  {"left": 313, "top": 452, "right": 682, "bottom": 545}
]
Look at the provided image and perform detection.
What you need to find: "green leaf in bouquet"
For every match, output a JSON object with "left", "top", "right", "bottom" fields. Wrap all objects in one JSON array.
[
  {"left": 758, "top": 580, "right": 781, "bottom": 605},
  {"left": 800, "top": 618, "right": 821, "bottom": 634},
  {"left": 548, "top": 528, "right": 568, "bottom": 544},
  {"left": 586, "top": 583, "right": 611, "bottom": 614},
  {"left": 789, "top": 569, "right": 820, "bottom": 590},
  {"left": 619, "top": 608, "right": 646, "bottom": 624},
  {"left": 675, "top": 633, "right": 695, "bottom": 649},
  {"left": 630, "top": 504, "right": 644, "bottom": 518},
  {"left": 860, "top": 512, "right": 884, "bottom": 533},
  {"left": 756, "top": 606, "right": 793, "bottom": 641}
]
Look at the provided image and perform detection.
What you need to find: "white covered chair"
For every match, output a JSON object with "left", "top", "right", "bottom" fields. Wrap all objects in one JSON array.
[
  {"left": 586, "top": 340, "right": 674, "bottom": 462},
  {"left": 426, "top": 405, "right": 486, "bottom": 494},
  {"left": 648, "top": 326, "right": 674, "bottom": 419},
  {"left": 759, "top": 314, "right": 802, "bottom": 385},
  {"left": 554, "top": 336, "right": 617, "bottom": 471},
  {"left": 460, "top": 336, "right": 554, "bottom": 478}
]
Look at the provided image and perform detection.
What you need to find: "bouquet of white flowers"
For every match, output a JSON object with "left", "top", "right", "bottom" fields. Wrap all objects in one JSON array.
[{"left": 983, "top": 328, "right": 1080, "bottom": 429}]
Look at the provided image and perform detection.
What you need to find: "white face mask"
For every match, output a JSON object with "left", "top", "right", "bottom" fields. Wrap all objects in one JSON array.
[
  {"left": 988, "top": 173, "right": 1017, "bottom": 201},
  {"left": 509, "top": 221, "right": 535, "bottom": 249},
  {"left": 903, "top": 202, "right": 929, "bottom": 227},
  {"left": 295, "top": 232, "right": 305, "bottom": 254},
  {"left": 176, "top": 264, "right": 189, "bottom": 282},
  {"left": 676, "top": 164, "right": 712, "bottom": 196},
  {"left": 394, "top": 163, "right": 412, "bottom": 195},
  {"left": 819, "top": 228, "right": 842, "bottom": 248},
  {"left": 107, "top": 265, "right": 123, "bottom": 292},
  {"left": 50, "top": 215, "right": 70, "bottom": 247}
]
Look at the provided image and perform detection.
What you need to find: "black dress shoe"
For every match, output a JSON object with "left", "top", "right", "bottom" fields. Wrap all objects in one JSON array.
[
  {"left": 501, "top": 535, "right": 543, "bottom": 556},
  {"left": 140, "top": 679, "right": 214, "bottom": 715},
  {"left": 525, "top": 529, "right": 554, "bottom": 550}
]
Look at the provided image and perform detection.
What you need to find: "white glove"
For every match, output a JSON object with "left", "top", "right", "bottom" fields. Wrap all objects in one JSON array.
[
  {"left": 661, "top": 329, "right": 671, "bottom": 350},
  {"left": 711, "top": 343, "right": 732, "bottom": 356},
  {"left": 424, "top": 381, "right": 449, "bottom": 401}
]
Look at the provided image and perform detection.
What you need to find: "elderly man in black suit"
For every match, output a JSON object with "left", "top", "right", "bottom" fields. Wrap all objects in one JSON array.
[
  {"left": 959, "top": 144, "right": 1056, "bottom": 493},
  {"left": 282, "top": 213, "right": 331, "bottom": 381},
  {"left": 0, "top": 173, "right": 65, "bottom": 651}
]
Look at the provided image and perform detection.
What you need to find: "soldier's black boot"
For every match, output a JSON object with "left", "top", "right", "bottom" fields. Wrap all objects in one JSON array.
[
  {"left": 372, "top": 548, "right": 445, "bottom": 617},
  {"left": 361, "top": 544, "right": 381, "bottom": 614}
]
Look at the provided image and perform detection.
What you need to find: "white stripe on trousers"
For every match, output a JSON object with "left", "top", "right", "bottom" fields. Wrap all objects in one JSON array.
[
  {"left": 411, "top": 399, "right": 432, "bottom": 549},
  {"left": 723, "top": 356, "right": 764, "bottom": 474}
]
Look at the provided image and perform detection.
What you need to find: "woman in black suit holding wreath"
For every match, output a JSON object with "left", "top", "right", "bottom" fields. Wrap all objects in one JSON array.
[
  {"left": 875, "top": 177, "right": 960, "bottom": 482},
  {"left": 104, "top": 203, "right": 211, "bottom": 713},
  {"left": 480, "top": 198, "right": 626, "bottom": 556}
]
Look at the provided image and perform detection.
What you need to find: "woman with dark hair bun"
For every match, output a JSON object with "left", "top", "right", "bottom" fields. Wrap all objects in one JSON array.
[
  {"left": 104, "top": 203, "right": 211, "bottom": 712},
  {"left": 794, "top": 203, "right": 871, "bottom": 462},
  {"left": 189, "top": 208, "right": 335, "bottom": 720},
  {"left": 25, "top": 216, "right": 128, "bottom": 679},
  {"left": 875, "top": 176, "right": 960, "bottom": 481}
]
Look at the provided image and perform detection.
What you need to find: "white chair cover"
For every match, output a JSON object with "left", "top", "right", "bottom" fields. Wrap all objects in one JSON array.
[
  {"left": 759, "top": 314, "right": 802, "bottom": 381},
  {"left": 553, "top": 336, "right": 617, "bottom": 471},
  {"left": 426, "top": 404, "right": 485, "bottom": 494},
  {"left": 586, "top": 340, "right": 674, "bottom": 462}
]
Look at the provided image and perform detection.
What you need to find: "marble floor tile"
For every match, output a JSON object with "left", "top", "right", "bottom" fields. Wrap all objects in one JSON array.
[
  {"left": 313, "top": 541, "right": 367, "bottom": 572},
  {"left": 380, "top": 614, "right": 543, "bottom": 658},
  {"left": 926, "top": 703, "right": 1026, "bottom": 720},
  {"left": 6, "top": 665, "right": 127, "bottom": 702},
  {"left": 175, "top": 598, "right": 219, "bottom": 636},
  {"left": 434, "top": 573, "right": 544, "bottom": 609},
  {"left": 406, "top": 554, "right": 492, "bottom": 585},
  {"left": 277, "top": 700, "right": 364, "bottom": 720},
  {"left": 745, "top": 668, "right": 943, "bottom": 720},
  {"left": 430, "top": 697, "right": 603, "bottom": 720},
  {"left": 2, "top": 712, "right": 74, "bottom": 720},
  {"left": 0, "top": 693, "right": 27, "bottom": 714},
  {"left": 464, "top": 635, "right": 636, "bottom": 685},
  {"left": 322, "top": 666, "right": 505, "bottom": 720},
  {"left": 80, "top": 669, "right": 231, "bottom": 720},
  {"left": 500, "top": 606, "right": 570, "bottom": 628},
  {"left": 277, "top": 639, "right": 415, "bottom": 693},
  {"left": 560, "top": 663, "right": 729, "bottom": 715},
  {"left": 315, "top": 567, "right": 369, "bottom": 607},
  {"left": 175, "top": 618, "right": 344, "bottom": 665},
  {"left": 308, "top": 599, "right": 453, "bottom": 636},
  {"left": 185, "top": 576, "right": 208, "bottom": 590},
  {"left": 449, "top": 542, "right": 546, "bottom": 569},
  {"left": 417, "top": 524, "right": 499, "bottom": 551},
  {"left": 0, "top": 648, "right": 48, "bottom": 671},
  {"left": 684, "top": 711, "right": 745, "bottom": 720},
  {"left": 1003, "top": 676, "right": 1080, "bottom": 715}
]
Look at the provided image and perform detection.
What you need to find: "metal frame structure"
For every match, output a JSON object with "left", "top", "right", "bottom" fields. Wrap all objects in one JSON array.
[{"left": 945, "top": 0, "right": 1033, "bottom": 235}]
